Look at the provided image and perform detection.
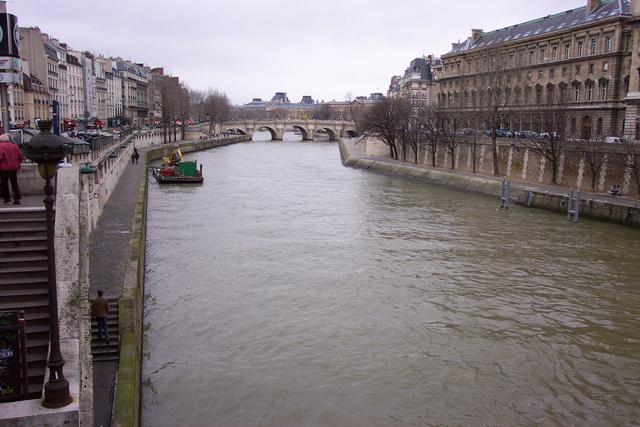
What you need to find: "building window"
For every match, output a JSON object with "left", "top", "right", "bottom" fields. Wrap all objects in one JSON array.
[
  {"left": 564, "top": 44, "right": 570, "bottom": 59},
  {"left": 587, "top": 83, "right": 593, "bottom": 101},
  {"left": 624, "top": 33, "right": 632, "bottom": 52},
  {"left": 589, "top": 63, "right": 594, "bottom": 74},
  {"left": 605, "top": 35, "right": 612, "bottom": 52},
  {"left": 603, "top": 61, "right": 609, "bottom": 72},
  {"left": 552, "top": 46, "right": 558, "bottom": 61},
  {"left": 550, "top": 68, "right": 555, "bottom": 78},
  {"left": 573, "top": 85, "right": 581, "bottom": 102},
  {"left": 577, "top": 40, "right": 584, "bottom": 57},
  {"left": 527, "top": 71, "right": 532, "bottom": 80},
  {"left": 596, "top": 118, "right": 603, "bottom": 136},
  {"left": 600, "top": 81, "right": 608, "bottom": 100},
  {"left": 575, "top": 65, "right": 581, "bottom": 75},
  {"left": 540, "top": 48, "right": 546, "bottom": 63},
  {"left": 591, "top": 38, "right": 598, "bottom": 55},
  {"left": 562, "top": 67, "right": 567, "bottom": 77},
  {"left": 529, "top": 50, "right": 535, "bottom": 65},
  {"left": 538, "top": 70, "right": 543, "bottom": 79}
]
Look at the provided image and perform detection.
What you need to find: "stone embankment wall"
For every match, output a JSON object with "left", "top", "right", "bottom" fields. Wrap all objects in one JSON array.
[
  {"left": 343, "top": 139, "right": 640, "bottom": 227},
  {"left": 111, "top": 135, "right": 249, "bottom": 427},
  {"left": 362, "top": 137, "right": 639, "bottom": 196}
]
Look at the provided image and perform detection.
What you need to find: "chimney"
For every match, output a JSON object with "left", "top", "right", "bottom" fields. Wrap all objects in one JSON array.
[
  {"left": 471, "top": 29, "right": 483, "bottom": 43},
  {"left": 586, "top": 0, "right": 600, "bottom": 15}
]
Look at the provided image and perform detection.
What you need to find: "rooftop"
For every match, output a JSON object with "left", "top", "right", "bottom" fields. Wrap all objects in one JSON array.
[{"left": 448, "top": 0, "right": 630, "bottom": 54}]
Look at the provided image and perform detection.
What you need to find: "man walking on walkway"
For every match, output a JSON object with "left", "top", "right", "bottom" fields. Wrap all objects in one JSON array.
[
  {"left": 92, "top": 290, "right": 109, "bottom": 340},
  {"left": 0, "top": 134, "right": 23, "bottom": 205}
]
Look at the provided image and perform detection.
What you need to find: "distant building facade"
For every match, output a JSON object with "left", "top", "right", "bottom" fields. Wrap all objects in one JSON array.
[{"left": 439, "top": 0, "right": 640, "bottom": 138}]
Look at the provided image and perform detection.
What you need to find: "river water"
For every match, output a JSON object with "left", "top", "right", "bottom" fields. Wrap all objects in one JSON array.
[{"left": 142, "top": 140, "right": 640, "bottom": 426}]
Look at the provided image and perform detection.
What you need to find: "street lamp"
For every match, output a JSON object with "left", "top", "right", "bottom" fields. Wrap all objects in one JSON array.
[{"left": 24, "top": 119, "right": 72, "bottom": 408}]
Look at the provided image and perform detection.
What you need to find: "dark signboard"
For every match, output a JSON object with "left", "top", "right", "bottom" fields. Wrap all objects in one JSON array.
[
  {"left": 0, "top": 311, "right": 27, "bottom": 402},
  {"left": 0, "top": 13, "right": 19, "bottom": 58}
]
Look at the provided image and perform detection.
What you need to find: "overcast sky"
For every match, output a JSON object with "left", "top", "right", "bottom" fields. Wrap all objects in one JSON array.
[{"left": 10, "top": 0, "right": 584, "bottom": 105}]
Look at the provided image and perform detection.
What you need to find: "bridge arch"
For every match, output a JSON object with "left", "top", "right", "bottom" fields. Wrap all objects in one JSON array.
[
  {"left": 255, "top": 126, "right": 277, "bottom": 140},
  {"left": 291, "top": 125, "right": 309, "bottom": 140},
  {"left": 314, "top": 127, "right": 337, "bottom": 141},
  {"left": 345, "top": 129, "right": 359, "bottom": 138}
]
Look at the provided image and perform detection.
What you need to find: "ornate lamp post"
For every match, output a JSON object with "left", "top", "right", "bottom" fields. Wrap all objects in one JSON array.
[{"left": 24, "top": 120, "right": 73, "bottom": 408}]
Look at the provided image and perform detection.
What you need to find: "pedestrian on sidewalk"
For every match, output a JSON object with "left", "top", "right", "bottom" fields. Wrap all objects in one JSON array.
[
  {"left": 134, "top": 148, "right": 140, "bottom": 164},
  {"left": 92, "top": 290, "right": 109, "bottom": 340},
  {"left": 0, "top": 134, "right": 23, "bottom": 205}
]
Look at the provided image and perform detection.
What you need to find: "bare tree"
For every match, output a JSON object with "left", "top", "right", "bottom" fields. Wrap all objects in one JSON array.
[
  {"left": 417, "top": 105, "right": 440, "bottom": 167},
  {"left": 312, "top": 104, "right": 333, "bottom": 120},
  {"left": 203, "top": 89, "right": 231, "bottom": 136},
  {"left": 188, "top": 88, "right": 206, "bottom": 123},
  {"left": 576, "top": 131, "right": 608, "bottom": 191},
  {"left": 615, "top": 139, "right": 640, "bottom": 195},
  {"left": 524, "top": 98, "right": 569, "bottom": 185},
  {"left": 362, "top": 97, "right": 411, "bottom": 160},
  {"left": 437, "top": 110, "right": 462, "bottom": 170},
  {"left": 478, "top": 50, "right": 520, "bottom": 176},
  {"left": 158, "top": 75, "right": 188, "bottom": 143}
]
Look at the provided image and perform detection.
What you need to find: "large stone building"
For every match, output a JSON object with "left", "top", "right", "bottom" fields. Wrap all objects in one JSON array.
[
  {"left": 117, "top": 60, "right": 149, "bottom": 126},
  {"left": 66, "top": 52, "right": 85, "bottom": 122},
  {"left": 439, "top": 0, "right": 640, "bottom": 139},
  {"left": 388, "top": 56, "right": 439, "bottom": 114}
]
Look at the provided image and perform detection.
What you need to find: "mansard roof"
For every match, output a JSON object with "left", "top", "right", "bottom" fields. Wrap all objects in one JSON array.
[{"left": 448, "top": 0, "right": 630, "bottom": 54}]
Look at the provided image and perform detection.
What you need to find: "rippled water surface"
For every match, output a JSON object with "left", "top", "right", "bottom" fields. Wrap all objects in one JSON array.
[{"left": 142, "top": 141, "right": 640, "bottom": 426}]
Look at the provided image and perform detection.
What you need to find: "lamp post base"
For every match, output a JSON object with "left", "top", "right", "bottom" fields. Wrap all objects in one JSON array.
[{"left": 42, "top": 379, "right": 73, "bottom": 408}]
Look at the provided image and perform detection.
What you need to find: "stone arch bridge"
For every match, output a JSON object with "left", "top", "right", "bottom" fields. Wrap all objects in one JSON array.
[{"left": 187, "top": 119, "right": 358, "bottom": 141}]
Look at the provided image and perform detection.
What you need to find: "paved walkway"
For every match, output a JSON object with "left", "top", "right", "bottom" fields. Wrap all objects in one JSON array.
[{"left": 89, "top": 153, "right": 148, "bottom": 427}]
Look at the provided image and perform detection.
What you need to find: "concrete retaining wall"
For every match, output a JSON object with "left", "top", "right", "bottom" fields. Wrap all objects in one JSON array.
[
  {"left": 111, "top": 135, "right": 248, "bottom": 427},
  {"left": 341, "top": 140, "right": 640, "bottom": 227},
  {"left": 362, "top": 136, "right": 640, "bottom": 196}
]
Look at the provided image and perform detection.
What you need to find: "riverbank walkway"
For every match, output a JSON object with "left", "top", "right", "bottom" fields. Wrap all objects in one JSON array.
[
  {"left": 89, "top": 150, "right": 149, "bottom": 427},
  {"left": 348, "top": 139, "right": 640, "bottom": 209}
]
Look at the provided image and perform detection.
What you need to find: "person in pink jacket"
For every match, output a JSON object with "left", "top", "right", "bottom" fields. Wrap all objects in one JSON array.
[{"left": 0, "top": 134, "right": 24, "bottom": 205}]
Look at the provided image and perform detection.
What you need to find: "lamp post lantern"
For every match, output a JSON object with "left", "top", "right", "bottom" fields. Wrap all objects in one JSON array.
[{"left": 24, "top": 119, "right": 73, "bottom": 408}]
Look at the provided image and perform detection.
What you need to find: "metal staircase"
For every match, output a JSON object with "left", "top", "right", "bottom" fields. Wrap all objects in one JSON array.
[
  {"left": 90, "top": 298, "right": 119, "bottom": 362},
  {"left": 0, "top": 207, "right": 50, "bottom": 399}
]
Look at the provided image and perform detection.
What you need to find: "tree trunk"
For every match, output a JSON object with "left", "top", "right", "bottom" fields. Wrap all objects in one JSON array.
[
  {"left": 450, "top": 150, "right": 455, "bottom": 170},
  {"left": 431, "top": 144, "right": 436, "bottom": 167},
  {"left": 551, "top": 158, "right": 559, "bottom": 184},
  {"left": 472, "top": 141, "right": 477, "bottom": 173},
  {"left": 491, "top": 134, "right": 500, "bottom": 176}
]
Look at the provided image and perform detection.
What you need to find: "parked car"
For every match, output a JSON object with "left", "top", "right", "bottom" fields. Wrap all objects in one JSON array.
[
  {"left": 539, "top": 132, "right": 560, "bottom": 139},
  {"left": 605, "top": 136, "right": 628, "bottom": 144},
  {"left": 514, "top": 130, "right": 539, "bottom": 139},
  {"left": 495, "top": 128, "right": 513, "bottom": 138}
]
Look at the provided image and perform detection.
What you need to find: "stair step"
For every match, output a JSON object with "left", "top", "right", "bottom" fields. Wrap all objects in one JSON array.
[
  {"left": 91, "top": 346, "right": 120, "bottom": 355},
  {"left": 0, "top": 255, "right": 47, "bottom": 263},
  {"left": 0, "top": 277, "right": 48, "bottom": 285},
  {"left": 0, "top": 217, "right": 45, "bottom": 223},
  {"left": 0, "top": 298, "right": 49, "bottom": 311},
  {"left": 0, "top": 266, "right": 48, "bottom": 274},
  {"left": 93, "top": 355, "right": 119, "bottom": 362},
  {"left": 0, "top": 287, "right": 49, "bottom": 298},
  {"left": 0, "top": 236, "right": 47, "bottom": 243},
  {"left": 0, "top": 226, "right": 47, "bottom": 233},
  {"left": 0, "top": 245, "right": 47, "bottom": 253}
]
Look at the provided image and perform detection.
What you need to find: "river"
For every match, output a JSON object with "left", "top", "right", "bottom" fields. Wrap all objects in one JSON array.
[{"left": 142, "top": 140, "right": 640, "bottom": 426}]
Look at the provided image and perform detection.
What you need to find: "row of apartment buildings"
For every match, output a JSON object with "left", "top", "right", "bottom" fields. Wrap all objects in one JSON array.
[
  {"left": 388, "top": 0, "right": 640, "bottom": 139},
  {"left": 6, "top": 26, "right": 172, "bottom": 130}
]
